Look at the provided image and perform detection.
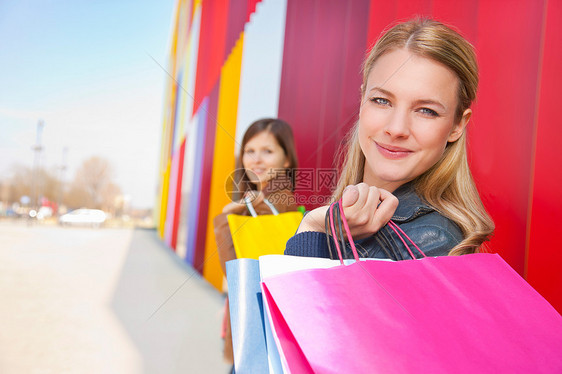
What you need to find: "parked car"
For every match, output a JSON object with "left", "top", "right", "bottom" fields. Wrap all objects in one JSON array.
[
  {"left": 31, "top": 206, "right": 53, "bottom": 220},
  {"left": 58, "top": 209, "right": 106, "bottom": 227}
]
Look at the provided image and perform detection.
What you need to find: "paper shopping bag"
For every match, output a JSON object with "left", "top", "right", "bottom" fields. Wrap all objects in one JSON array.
[
  {"left": 262, "top": 254, "right": 562, "bottom": 373},
  {"left": 260, "top": 201, "right": 562, "bottom": 374},
  {"left": 227, "top": 255, "right": 362, "bottom": 373},
  {"left": 259, "top": 255, "right": 378, "bottom": 373},
  {"left": 225, "top": 258, "right": 270, "bottom": 373},
  {"left": 227, "top": 211, "right": 303, "bottom": 260}
]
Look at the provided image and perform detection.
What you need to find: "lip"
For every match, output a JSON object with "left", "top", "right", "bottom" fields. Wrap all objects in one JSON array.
[
  {"left": 251, "top": 168, "right": 266, "bottom": 175},
  {"left": 374, "top": 141, "right": 413, "bottom": 159}
]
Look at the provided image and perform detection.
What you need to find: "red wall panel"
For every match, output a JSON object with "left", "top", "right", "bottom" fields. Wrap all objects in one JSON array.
[
  {"left": 246, "top": 0, "right": 261, "bottom": 22},
  {"left": 526, "top": 0, "right": 562, "bottom": 312},
  {"left": 303, "top": 1, "right": 350, "bottom": 171},
  {"left": 471, "top": 1, "right": 544, "bottom": 274},
  {"left": 225, "top": 0, "right": 247, "bottom": 59},
  {"left": 193, "top": 0, "right": 229, "bottom": 116},
  {"left": 330, "top": 0, "right": 370, "bottom": 197},
  {"left": 431, "top": 0, "right": 478, "bottom": 44},
  {"left": 395, "top": 0, "right": 432, "bottom": 19},
  {"left": 279, "top": 0, "right": 321, "bottom": 165},
  {"left": 335, "top": 0, "right": 371, "bottom": 162},
  {"left": 279, "top": 0, "right": 370, "bottom": 206},
  {"left": 367, "top": 0, "right": 479, "bottom": 59},
  {"left": 367, "top": 1, "right": 396, "bottom": 50}
]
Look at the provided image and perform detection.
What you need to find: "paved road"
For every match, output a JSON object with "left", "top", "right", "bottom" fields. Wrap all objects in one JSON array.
[{"left": 0, "top": 220, "right": 230, "bottom": 374}]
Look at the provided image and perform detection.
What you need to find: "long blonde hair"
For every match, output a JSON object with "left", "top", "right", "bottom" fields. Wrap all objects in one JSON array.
[{"left": 333, "top": 18, "right": 494, "bottom": 255}]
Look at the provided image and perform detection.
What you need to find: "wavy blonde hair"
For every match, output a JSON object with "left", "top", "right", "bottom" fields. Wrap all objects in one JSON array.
[{"left": 333, "top": 18, "right": 494, "bottom": 255}]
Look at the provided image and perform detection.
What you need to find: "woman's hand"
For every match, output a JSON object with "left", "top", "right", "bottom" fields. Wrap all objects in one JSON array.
[
  {"left": 340, "top": 183, "right": 398, "bottom": 239},
  {"left": 295, "top": 205, "right": 330, "bottom": 233},
  {"left": 296, "top": 183, "right": 398, "bottom": 239},
  {"left": 222, "top": 190, "right": 264, "bottom": 215}
]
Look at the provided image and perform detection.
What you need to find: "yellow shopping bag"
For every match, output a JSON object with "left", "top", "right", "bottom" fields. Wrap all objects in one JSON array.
[{"left": 226, "top": 198, "right": 303, "bottom": 260}]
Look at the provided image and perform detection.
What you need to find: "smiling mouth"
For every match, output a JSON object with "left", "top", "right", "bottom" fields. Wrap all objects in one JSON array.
[{"left": 374, "top": 141, "right": 413, "bottom": 159}]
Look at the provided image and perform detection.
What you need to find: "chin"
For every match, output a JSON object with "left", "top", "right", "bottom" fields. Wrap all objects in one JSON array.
[
  {"left": 249, "top": 178, "right": 269, "bottom": 188},
  {"left": 373, "top": 171, "right": 412, "bottom": 187}
]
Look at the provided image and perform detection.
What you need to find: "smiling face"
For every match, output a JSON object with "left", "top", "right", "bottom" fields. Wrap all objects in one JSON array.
[
  {"left": 242, "top": 131, "right": 290, "bottom": 189},
  {"left": 358, "top": 48, "right": 471, "bottom": 192}
]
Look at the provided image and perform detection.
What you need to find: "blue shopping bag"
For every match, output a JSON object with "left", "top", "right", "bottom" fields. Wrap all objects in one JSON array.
[{"left": 226, "top": 258, "right": 283, "bottom": 373}]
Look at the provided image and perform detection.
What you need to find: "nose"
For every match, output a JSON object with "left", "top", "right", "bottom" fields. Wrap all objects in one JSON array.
[
  {"left": 251, "top": 151, "right": 263, "bottom": 163},
  {"left": 384, "top": 108, "right": 410, "bottom": 139}
]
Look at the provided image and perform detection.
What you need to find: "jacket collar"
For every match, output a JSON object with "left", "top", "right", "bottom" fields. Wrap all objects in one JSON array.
[{"left": 391, "top": 182, "right": 435, "bottom": 223}]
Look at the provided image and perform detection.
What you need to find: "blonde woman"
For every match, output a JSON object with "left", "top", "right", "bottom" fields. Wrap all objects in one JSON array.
[{"left": 286, "top": 18, "right": 494, "bottom": 260}]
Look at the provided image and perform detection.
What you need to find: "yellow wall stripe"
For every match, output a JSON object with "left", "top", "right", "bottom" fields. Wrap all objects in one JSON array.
[{"left": 202, "top": 35, "right": 245, "bottom": 289}]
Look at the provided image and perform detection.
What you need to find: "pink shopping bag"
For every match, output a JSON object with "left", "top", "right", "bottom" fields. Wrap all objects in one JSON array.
[{"left": 261, "top": 200, "right": 562, "bottom": 373}]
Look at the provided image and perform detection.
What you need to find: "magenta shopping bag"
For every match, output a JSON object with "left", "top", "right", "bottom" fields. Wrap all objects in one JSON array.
[{"left": 261, "top": 201, "right": 562, "bottom": 373}]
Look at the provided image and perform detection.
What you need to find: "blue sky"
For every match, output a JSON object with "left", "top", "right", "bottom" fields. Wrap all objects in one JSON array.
[{"left": 0, "top": 0, "right": 176, "bottom": 208}]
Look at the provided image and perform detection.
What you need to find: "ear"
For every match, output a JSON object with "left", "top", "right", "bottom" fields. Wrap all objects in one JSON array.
[
  {"left": 448, "top": 108, "right": 471, "bottom": 142},
  {"left": 283, "top": 157, "right": 290, "bottom": 169}
]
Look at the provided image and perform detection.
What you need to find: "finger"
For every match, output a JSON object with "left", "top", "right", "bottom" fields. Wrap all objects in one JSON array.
[
  {"left": 351, "top": 183, "right": 370, "bottom": 210},
  {"left": 340, "top": 183, "right": 372, "bottom": 229},
  {"left": 364, "top": 186, "right": 382, "bottom": 213},
  {"left": 223, "top": 201, "right": 246, "bottom": 214},
  {"left": 296, "top": 205, "right": 329, "bottom": 233},
  {"left": 341, "top": 185, "right": 360, "bottom": 207},
  {"left": 378, "top": 188, "right": 395, "bottom": 202},
  {"left": 371, "top": 189, "right": 398, "bottom": 230},
  {"left": 245, "top": 190, "right": 263, "bottom": 204}
]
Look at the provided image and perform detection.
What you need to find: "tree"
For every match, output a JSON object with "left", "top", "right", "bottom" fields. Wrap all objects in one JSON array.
[
  {"left": 2, "top": 157, "right": 123, "bottom": 214},
  {"left": 101, "top": 182, "right": 122, "bottom": 214},
  {"left": 8, "top": 164, "right": 33, "bottom": 203},
  {"left": 67, "top": 156, "right": 120, "bottom": 210},
  {"left": 0, "top": 164, "right": 63, "bottom": 214}
]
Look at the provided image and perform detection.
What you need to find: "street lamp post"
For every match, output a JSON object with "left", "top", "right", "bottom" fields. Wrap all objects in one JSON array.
[
  {"left": 31, "top": 120, "right": 44, "bottom": 219},
  {"left": 56, "top": 147, "right": 68, "bottom": 216}
]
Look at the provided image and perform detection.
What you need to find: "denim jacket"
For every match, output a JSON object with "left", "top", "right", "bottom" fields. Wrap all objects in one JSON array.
[{"left": 285, "top": 183, "right": 463, "bottom": 260}]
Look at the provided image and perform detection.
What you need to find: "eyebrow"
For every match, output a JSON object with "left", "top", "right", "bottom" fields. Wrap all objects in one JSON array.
[{"left": 369, "top": 87, "right": 395, "bottom": 98}]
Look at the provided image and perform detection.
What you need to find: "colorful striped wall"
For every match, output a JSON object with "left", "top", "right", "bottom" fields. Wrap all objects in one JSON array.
[{"left": 156, "top": 0, "right": 562, "bottom": 312}]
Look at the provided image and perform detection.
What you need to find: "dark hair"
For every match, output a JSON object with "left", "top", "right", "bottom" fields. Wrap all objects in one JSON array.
[{"left": 232, "top": 118, "right": 298, "bottom": 200}]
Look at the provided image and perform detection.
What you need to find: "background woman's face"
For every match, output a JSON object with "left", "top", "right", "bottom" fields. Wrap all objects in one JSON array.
[
  {"left": 358, "top": 48, "right": 469, "bottom": 191},
  {"left": 242, "top": 131, "right": 289, "bottom": 188}
]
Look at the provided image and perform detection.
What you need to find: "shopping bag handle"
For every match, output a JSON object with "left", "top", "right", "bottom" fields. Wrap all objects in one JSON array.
[
  {"left": 327, "top": 200, "right": 360, "bottom": 264},
  {"left": 244, "top": 197, "right": 279, "bottom": 217},
  {"left": 327, "top": 199, "right": 426, "bottom": 264},
  {"left": 387, "top": 220, "right": 426, "bottom": 259},
  {"left": 328, "top": 202, "right": 347, "bottom": 263}
]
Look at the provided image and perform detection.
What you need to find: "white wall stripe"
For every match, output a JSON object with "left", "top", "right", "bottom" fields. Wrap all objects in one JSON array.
[{"left": 235, "top": 0, "right": 288, "bottom": 154}]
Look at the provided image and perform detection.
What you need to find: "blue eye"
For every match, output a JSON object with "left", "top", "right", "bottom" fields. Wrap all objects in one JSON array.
[
  {"left": 371, "top": 97, "right": 390, "bottom": 106},
  {"left": 419, "top": 108, "right": 439, "bottom": 117}
]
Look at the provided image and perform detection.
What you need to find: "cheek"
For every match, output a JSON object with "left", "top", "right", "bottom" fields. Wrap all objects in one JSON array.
[
  {"left": 414, "top": 126, "right": 451, "bottom": 160},
  {"left": 358, "top": 106, "right": 385, "bottom": 134},
  {"left": 274, "top": 154, "right": 287, "bottom": 168},
  {"left": 424, "top": 124, "right": 453, "bottom": 147},
  {"left": 265, "top": 151, "right": 284, "bottom": 168},
  {"left": 242, "top": 154, "right": 251, "bottom": 169},
  {"left": 357, "top": 120, "right": 371, "bottom": 155}
]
